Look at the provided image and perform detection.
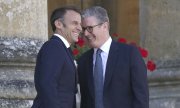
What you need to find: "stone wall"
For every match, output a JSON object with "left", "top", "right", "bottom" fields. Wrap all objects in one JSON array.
[
  {"left": 0, "top": 0, "right": 47, "bottom": 107},
  {"left": 140, "top": 0, "right": 180, "bottom": 108},
  {"left": 0, "top": 0, "right": 48, "bottom": 39},
  {"left": 0, "top": 37, "right": 44, "bottom": 108}
]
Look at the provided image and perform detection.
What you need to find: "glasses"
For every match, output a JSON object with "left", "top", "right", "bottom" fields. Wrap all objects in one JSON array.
[{"left": 82, "top": 22, "right": 104, "bottom": 33}]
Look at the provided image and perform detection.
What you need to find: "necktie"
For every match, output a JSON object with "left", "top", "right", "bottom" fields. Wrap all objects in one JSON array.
[
  {"left": 94, "top": 49, "right": 104, "bottom": 108},
  {"left": 68, "top": 47, "right": 74, "bottom": 59}
]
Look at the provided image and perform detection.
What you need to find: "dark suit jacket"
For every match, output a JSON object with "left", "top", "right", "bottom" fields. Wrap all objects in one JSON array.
[
  {"left": 32, "top": 36, "right": 77, "bottom": 108},
  {"left": 78, "top": 40, "right": 149, "bottom": 108}
]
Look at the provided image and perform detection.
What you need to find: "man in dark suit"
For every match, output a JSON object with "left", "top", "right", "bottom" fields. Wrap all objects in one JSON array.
[
  {"left": 78, "top": 6, "right": 149, "bottom": 108},
  {"left": 31, "top": 6, "right": 82, "bottom": 108}
]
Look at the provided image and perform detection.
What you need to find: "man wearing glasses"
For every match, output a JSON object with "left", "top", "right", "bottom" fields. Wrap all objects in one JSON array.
[{"left": 77, "top": 6, "right": 149, "bottom": 108}]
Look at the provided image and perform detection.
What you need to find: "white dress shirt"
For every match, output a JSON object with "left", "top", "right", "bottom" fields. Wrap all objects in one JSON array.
[
  {"left": 93, "top": 37, "right": 112, "bottom": 82},
  {"left": 54, "top": 33, "right": 70, "bottom": 48}
]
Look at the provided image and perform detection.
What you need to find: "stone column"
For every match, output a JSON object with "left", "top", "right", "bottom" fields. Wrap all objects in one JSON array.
[
  {"left": 140, "top": 0, "right": 180, "bottom": 108},
  {"left": 0, "top": 0, "right": 47, "bottom": 107}
]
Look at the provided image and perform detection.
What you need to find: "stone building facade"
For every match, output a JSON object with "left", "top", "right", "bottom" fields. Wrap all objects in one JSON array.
[{"left": 0, "top": 0, "right": 180, "bottom": 108}]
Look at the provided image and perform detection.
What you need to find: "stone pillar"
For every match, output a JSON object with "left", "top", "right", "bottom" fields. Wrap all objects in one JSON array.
[
  {"left": 140, "top": 0, "right": 180, "bottom": 108},
  {"left": 0, "top": 0, "right": 47, "bottom": 107}
]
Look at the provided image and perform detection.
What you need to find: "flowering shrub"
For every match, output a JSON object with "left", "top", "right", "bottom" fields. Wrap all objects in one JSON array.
[
  {"left": 72, "top": 33, "right": 156, "bottom": 72},
  {"left": 72, "top": 37, "right": 89, "bottom": 59}
]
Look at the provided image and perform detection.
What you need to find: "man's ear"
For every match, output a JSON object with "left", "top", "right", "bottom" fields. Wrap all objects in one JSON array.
[
  {"left": 54, "top": 19, "right": 63, "bottom": 29},
  {"left": 103, "top": 22, "right": 110, "bottom": 30}
]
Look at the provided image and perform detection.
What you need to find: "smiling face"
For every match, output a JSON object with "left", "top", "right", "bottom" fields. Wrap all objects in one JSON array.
[
  {"left": 56, "top": 10, "right": 82, "bottom": 44},
  {"left": 82, "top": 16, "right": 109, "bottom": 48}
]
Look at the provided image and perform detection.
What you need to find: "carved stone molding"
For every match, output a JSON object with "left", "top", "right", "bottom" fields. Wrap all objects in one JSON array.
[{"left": 0, "top": 37, "right": 44, "bottom": 63}]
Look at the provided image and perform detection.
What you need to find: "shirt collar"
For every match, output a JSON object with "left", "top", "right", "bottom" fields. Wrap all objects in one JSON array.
[
  {"left": 94, "top": 37, "right": 112, "bottom": 53},
  {"left": 54, "top": 33, "right": 70, "bottom": 48}
]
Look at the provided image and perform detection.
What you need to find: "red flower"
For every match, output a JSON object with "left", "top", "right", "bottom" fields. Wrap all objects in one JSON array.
[
  {"left": 147, "top": 60, "right": 156, "bottom": 72},
  {"left": 139, "top": 47, "right": 148, "bottom": 58},
  {"left": 118, "top": 38, "right": 127, "bottom": 43},
  {"left": 112, "top": 33, "right": 118, "bottom": 37},
  {"left": 76, "top": 38, "right": 84, "bottom": 47},
  {"left": 72, "top": 49, "right": 79, "bottom": 56}
]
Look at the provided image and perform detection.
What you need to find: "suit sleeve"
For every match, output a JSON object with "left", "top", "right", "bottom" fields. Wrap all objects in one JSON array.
[
  {"left": 130, "top": 46, "right": 149, "bottom": 108},
  {"left": 35, "top": 41, "right": 65, "bottom": 108}
]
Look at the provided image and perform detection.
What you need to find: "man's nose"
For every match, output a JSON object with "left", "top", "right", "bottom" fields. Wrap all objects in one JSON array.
[{"left": 83, "top": 29, "right": 90, "bottom": 36}]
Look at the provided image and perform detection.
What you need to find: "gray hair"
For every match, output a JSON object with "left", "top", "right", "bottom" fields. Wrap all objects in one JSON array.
[{"left": 82, "top": 6, "right": 109, "bottom": 24}]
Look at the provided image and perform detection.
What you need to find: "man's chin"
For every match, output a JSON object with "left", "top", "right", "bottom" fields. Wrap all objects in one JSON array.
[
  {"left": 88, "top": 42, "right": 99, "bottom": 48},
  {"left": 74, "top": 39, "right": 79, "bottom": 43},
  {"left": 87, "top": 43, "right": 95, "bottom": 48}
]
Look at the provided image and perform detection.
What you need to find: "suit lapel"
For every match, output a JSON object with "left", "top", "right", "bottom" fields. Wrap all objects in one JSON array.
[
  {"left": 66, "top": 48, "right": 77, "bottom": 70},
  {"left": 50, "top": 36, "right": 76, "bottom": 70},
  {"left": 104, "top": 41, "right": 119, "bottom": 90}
]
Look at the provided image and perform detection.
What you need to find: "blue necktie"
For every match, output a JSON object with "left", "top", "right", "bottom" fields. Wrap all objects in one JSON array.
[{"left": 94, "top": 49, "right": 104, "bottom": 108}]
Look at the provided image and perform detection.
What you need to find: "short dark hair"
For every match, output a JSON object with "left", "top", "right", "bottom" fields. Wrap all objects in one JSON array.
[{"left": 50, "top": 6, "right": 81, "bottom": 32}]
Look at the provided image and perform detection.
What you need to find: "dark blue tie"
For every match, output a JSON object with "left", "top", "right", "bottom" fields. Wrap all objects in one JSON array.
[
  {"left": 94, "top": 49, "right": 104, "bottom": 108},
  {"left": 68, "top": 48, "right": 74, "bottom": 59}
]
